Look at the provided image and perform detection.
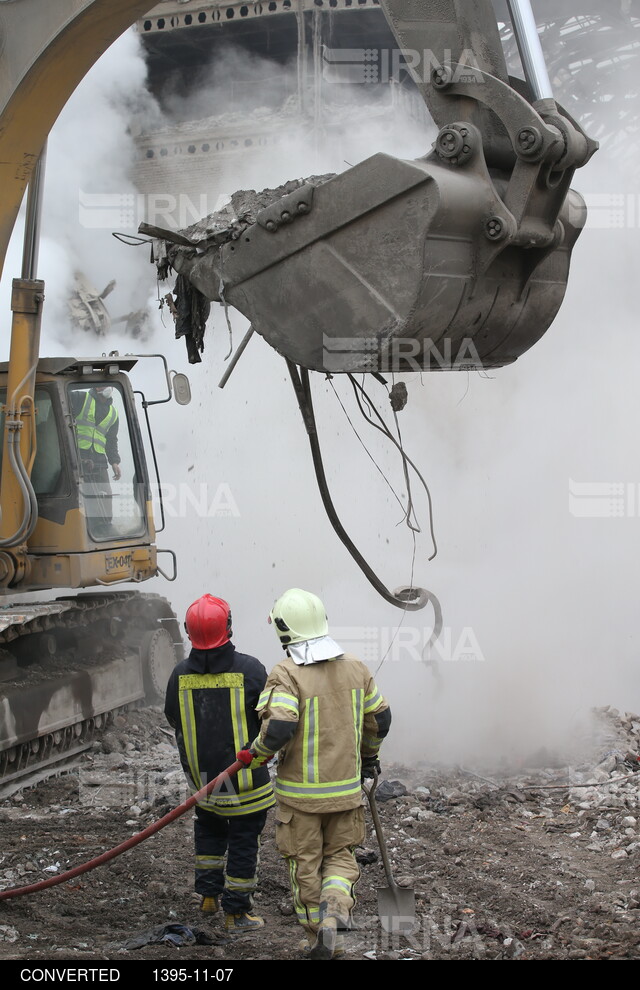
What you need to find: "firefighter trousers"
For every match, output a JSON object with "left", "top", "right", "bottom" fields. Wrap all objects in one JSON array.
[
  {"left": 194, "top": 807, "right": 268, "bottom": 914},
  {"left": 274, "top": 803, "right": 365, "bottom": 936}
]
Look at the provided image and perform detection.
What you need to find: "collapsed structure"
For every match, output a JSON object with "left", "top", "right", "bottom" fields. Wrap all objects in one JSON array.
[{"left": 132, "top": 0, "right": 640, "bottom": 210}]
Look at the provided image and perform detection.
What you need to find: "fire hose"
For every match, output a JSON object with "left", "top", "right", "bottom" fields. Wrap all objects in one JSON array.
[{"left": 0, "top": 759, "right": 244, "bottom": 901}]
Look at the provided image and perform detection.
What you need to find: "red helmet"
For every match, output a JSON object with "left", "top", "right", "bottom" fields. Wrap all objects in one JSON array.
[{"left": 185, "top": 595, "right": 232, "bottom": 649}]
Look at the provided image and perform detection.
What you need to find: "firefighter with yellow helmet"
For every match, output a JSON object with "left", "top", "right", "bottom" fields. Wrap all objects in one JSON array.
[{"left": 236, "top": 588, "right": 391, "bottom": 959}]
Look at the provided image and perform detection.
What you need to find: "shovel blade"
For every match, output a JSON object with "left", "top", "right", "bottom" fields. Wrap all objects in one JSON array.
[{"left": 377, "top": 885, "right": 416, "bottom": 935}]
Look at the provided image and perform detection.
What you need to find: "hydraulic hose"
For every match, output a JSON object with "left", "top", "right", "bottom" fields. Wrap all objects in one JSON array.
[
  {"left": 0, "top": 422, "right": 37, "bottom": 547},
  {"left": 0, "top": 759, "right": 244, "bottom": 901}
]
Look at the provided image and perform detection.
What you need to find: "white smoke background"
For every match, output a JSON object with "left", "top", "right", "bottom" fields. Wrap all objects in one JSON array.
[
  {"left": 139, "top": 30, "right": 640, "bottom": 767},
  {"left": 1, "top": 21, "right": 638, "bottom": 768},
  {"left": 0, "top": 28, "right": 162, "bottom": 346}
]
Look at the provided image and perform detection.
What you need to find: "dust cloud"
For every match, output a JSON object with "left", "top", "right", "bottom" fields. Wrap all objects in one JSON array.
[{"left": 0, "top": 22, "right": 638, "bottom": 769}]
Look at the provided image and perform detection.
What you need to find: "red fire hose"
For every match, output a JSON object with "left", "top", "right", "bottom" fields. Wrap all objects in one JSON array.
[{"left": 0, "top": 759, "right": 244, "bottom": 901}]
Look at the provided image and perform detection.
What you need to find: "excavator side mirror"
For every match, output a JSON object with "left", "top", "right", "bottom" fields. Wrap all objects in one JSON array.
[{"left": 171, "top": 372, "right": 191, "bottom": 406}]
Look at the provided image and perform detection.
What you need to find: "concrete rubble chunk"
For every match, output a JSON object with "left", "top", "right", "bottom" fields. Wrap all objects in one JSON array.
[{"left": 376, "top": 780, "right": 409, "bottom": 802}]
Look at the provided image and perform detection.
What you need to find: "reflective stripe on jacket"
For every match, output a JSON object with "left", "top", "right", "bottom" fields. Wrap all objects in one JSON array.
[
  {"left": 75, "top": 392, "right": 118, "bottom": 455},
  {"left": 254, "top": 653, "right": 390, "bottom": 813},
  {"left": 165, "top": 643, "right": 275, "bottom": 818}
]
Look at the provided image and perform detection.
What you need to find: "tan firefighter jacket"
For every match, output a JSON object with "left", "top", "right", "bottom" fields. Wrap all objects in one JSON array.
[{"left": 251, "top": 653, "right": 391, "bottom": 813}]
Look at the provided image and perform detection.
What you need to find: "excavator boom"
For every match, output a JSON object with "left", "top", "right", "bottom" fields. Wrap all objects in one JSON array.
[{"left": 0, "top": 0, "right": 156, "bottom": 281}]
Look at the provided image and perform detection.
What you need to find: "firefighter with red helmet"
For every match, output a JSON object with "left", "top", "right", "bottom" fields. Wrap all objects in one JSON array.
[{"left": 164, "top": 594, "right": 275, "bottom": 931}]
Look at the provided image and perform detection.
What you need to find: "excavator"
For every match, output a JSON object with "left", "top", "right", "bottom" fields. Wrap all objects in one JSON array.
[{"left": 0, "top": 0, "right": 597, "bottom": 791}]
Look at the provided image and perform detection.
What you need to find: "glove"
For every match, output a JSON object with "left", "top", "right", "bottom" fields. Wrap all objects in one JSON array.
[
  {"left": 361, "top": 757, "right": 381, "bottom": 782},
  {"left": 236, "top": 748, "right": 255, "bottom": 768},
  {"left": 236, "top": 745, "right": 268, "bottom": 770}
]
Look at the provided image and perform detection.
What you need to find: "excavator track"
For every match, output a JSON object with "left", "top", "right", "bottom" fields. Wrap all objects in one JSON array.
[{"left": 0, "top": 592, "right": 183, "bottom": 792}]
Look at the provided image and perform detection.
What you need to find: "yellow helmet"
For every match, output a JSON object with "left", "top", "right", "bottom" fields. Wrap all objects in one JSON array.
[
  {"left": 269, "top": 589, "right": 343, "bottom": 665},
  {"left": 269, "top": 588, "right": 328, "bottom": 645}
]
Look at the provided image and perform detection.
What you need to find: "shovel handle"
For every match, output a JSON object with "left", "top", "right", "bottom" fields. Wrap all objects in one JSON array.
[{"left": 364, "top": 771, "right": 398, "bottom": 890}]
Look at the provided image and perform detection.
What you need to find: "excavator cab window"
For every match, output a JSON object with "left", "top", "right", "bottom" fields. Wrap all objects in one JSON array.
[
  {"left": 68, "top": 382, "right": 146, "bottom": 543},
  {"left": 0, "top": 386, "right": 64, "bottom": 496}
]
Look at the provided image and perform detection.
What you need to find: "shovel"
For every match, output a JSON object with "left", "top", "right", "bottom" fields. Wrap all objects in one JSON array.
[{"left": 363, "top": 771, "right": 416, "bottom": 934}]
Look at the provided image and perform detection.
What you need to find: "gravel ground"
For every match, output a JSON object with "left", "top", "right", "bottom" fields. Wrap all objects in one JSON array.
[{"left": 1, "top": 704, "right": 639, "bottom": 972}]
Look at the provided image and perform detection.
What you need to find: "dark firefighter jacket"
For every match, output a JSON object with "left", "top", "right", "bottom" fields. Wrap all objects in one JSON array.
[{"left": 164, "top": 642, "right": 275, "bottom": 817}]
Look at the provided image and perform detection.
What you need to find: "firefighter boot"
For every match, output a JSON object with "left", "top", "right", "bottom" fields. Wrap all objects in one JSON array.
[
  {"left": 299, "top": 933, "right": 345, "bottom": 958},
  {"left": 224, "top": 911, "right": 265, "bottom": 931},
  {"left": 307, "top": 917, "right": 338, "bottom": 960},
  {"left": 201, "top": 896, "right": 219, "bottom": 914}
]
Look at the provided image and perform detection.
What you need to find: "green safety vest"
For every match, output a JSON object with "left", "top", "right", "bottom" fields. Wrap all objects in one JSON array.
[{"left": 75, "top": 392, "right": 118, "bottom": 456}]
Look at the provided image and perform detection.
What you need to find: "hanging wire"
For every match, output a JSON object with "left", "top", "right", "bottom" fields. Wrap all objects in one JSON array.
[
  {"left": 393, "top": 403, "right": 419, "bottom": 530},
  {"left": 217, "top": 246, "right": 234, "bottom": 360},
  {"left": 457, "top": 370, "right": 472, "bottom": 406},
  {"left": 349, "top": 374, "right": 438, "bottom": 561},
  {"left": 358, "top": 374, "right": 376, "bottom": 419},
  {"left": 111, "top": 233, "right": 152, "bottom": 247},
  {"left": 329, "top": 374, "right": 424, "bottom": 675},
  {"left": 389, "top": 370, "right": 420, "bottom": 533},
  {"left": 287, "top": 361, "right": 440, "bottom": 616},
  {"left": 374, "top": 528, "right": 418, "bottom": 677},
  {"left": 327, "top": 377, "right": 410, "bottom": 525}
]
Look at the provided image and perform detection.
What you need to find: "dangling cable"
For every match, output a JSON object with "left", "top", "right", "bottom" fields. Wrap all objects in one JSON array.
[
  {"left": 287, "top": 360, "right": 442, "bottom": 629},
  {"left": 327, "top": 377, "right": 409, "bottom": 525},
  {"left": 389, "top": 374, "right": 420, "bottom": 533},
  {"left": 327, "top": 376, "right": 441, "bottom": 668},
  {"left": 350, "top": 374, "right": 438, "bottom": 560},
  {"left": 374, "top": 528, "right": 418, "bottom": 676}
]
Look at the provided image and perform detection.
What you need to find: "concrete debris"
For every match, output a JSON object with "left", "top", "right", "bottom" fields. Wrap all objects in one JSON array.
[
  {"left": 375, "top": 780, "right": 409, "bottom": 803},
  {"left": 176, "top": 174, "right": 334, "bottom": 248},
  {"left": 2, "top": 704, "right": 640, "bottom": 961},
  {"left": 355, "top": 848, "right": 378, "bottom": 865},
  {"left": 389, "top": 382, "right": 408, "bottom": 412}
]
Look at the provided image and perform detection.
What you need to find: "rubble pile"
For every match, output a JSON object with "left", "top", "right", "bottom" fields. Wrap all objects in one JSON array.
[
  {"left": 1, "top": 705, "right": 639, "bottom": 960},
  {"left": 173, "top": 173, "right": 335, "bottom": 248}
]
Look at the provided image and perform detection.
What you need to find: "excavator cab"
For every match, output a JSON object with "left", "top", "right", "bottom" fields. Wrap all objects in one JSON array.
[
  {"left": 0, "top": 356, "right": 169, "bottom": 591},
  {"left": 0, "top": 354, "right": 188, "bottom": 791}
]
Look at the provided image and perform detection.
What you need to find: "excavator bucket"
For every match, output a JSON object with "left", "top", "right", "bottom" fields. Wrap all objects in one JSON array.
[
  {"left": 162, "top": 154, "right": 588, "bottom": 375},
  {"left": 146, "top": 0, "right": 597, "bottom": 376}
]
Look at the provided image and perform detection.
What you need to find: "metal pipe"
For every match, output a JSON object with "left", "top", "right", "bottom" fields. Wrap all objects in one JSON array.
[
  {"left": 506, "top": 0, "right": 554, "bottom": 101},
  {"left": 21, "top": 141, "right": 47, "bottom": 281},
  {"left": 218, "top": 326, "right": 255, "bottom": 389}
]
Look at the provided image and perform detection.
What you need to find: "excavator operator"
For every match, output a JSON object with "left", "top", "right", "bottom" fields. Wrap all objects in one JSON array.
[{"left": 71, "top": 385, "right": 121, "bottom": 533}]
